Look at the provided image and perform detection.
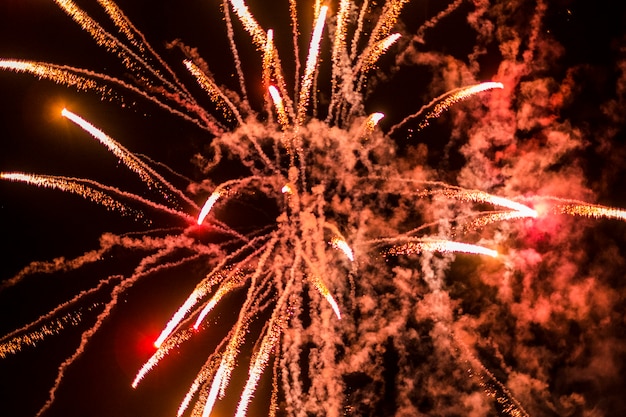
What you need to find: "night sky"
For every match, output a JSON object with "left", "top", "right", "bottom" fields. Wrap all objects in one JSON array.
[{"left": 1, "top": 1, "right": 626, "bottom": 417}]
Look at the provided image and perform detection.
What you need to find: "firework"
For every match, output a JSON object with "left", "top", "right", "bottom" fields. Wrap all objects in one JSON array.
[{"left": 2, "top": 1, "right": 626, "bottom": 417}]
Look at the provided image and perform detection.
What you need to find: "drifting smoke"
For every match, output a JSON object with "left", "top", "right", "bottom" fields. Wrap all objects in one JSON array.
[{"left": 1, "top": 1, "right": 626, "bottom": 417}]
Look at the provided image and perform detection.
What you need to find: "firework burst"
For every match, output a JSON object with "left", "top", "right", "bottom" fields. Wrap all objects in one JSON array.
[{"left": 2, "top": 1, "right": 626, "bottom": 417}]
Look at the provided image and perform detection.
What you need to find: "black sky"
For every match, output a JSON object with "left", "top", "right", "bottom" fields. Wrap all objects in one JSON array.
[{"left": 1, "top": 1, "right": 626, "bottom": 417}]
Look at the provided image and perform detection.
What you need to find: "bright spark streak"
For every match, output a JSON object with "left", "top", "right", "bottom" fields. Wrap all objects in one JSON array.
[
  {"left": 193, "top": 282, "right": 235, "bottom": 330},
  {"left": 197, "top": 191, "right": 221, "bottom": 225},
  {"left": 134, "top": 329, "right": 194, "bottom": 388},
  {"left": 427, "top": 81, "right": 505, "bottom": 122},
  {"left": 485, "top": 194, "right": 537, "bottom": 218},
  {"left": 0, "top": 60, "right": 98, "bottom": 89},
  {"left": 1, "top": 2, "right": 572, "bottom": 417},
  {"left": 234, "top": 316, "right": 284, "bottom": 417},
  {"left": 424, "top": 185, "right": 537, "bottom": 219},
  {"left": 201, "top": 361, "right": 228, "bottom": 417},
  {"left": 55, "top": 0, "right": 122, "bottom": 57},
  {"left": 281, "top": 183, "right": 293, "bottom": 194},
  {"left": 557, "top": 203, "right": 626, "bottom": 221},
  {"left": 330, "top": 237, "right": 355, "bottom": 262},
  {"left": 61, "top": 108, "right": 173, "bottom": 196},
  {"left": 370, "top": 0, "right": 410, "bottom": 44},
  {"left": 364, "top": 112, "right": 385, "bottom": 134},
  {"left": 62, "top": 108, "right": 202, "bottom": 208},
  {"left": 523, "top": 196, "right": 626, "bottom": 222},
  {"left": 263, "top": 30, "right": 274, "bottom": 91},
  {"left": 309, "top": 276, "right": 342, "bottom": 320},
  {"left": 297, "top": 5, "right": 328, "bottom": 125},
  {"left": 332, "top": 0, "right": 350, "bottom": 65},
  {"left": 0, "top": 59, "right": 219, "bottom": 134},
  {"left": 53, "top": 0, "right": 178, "bottom": 91},
  {"left": 184, "top": 60, "right": 243, "bottom": 124},
  {"left": 269, "top": 85, "right": 290, "bottom": 131},
  {"left": 387, "top": 239, "right": 498, "bottom": 258},
  {"left": 359, "top": 33, "right": 402, "bottom": 72},
  {"left": 0, "top": 60, "right": 125, "bottom": 107},
  {"left": 467, "top": 210, "right": 537, "bottom": 229},
  {"left": 153, "top": 290, "right": 203, "bottom": 348},
  {"left": 1, "top": 172, "right": 131, "bottom": 214},
  {"left": 228, "top": 0, "right": 267, "bottom": 48},
  {"left": 96, "top": 0, "right": 140, "bottom": 49},
  {"left": 389, "top": 81, "right": 505, "bottom": 134},
  {"left": 327, "top": 0, "right": 350, "bottom": 117},
  {"left": 0, "top": 302, "right": 98, "bottom": 359},
  {"left": 332, "top": 0, "right": 350, "bottom": 66}
]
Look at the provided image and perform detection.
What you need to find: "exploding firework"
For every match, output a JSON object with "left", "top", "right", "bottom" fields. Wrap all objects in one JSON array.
[{"left": 1, "top": 1, "right": 626, "bottom": 417}]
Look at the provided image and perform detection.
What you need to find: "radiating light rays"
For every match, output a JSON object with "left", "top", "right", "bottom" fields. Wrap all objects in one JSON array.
[
  {"left": 2, "top": 107, "right": 200, "bottom": 223},
  {"left": 137, "top": 232, "right": 282, "bottom": 417},
  {"left": 53, "top": 0, "right": 182, "bottom": 95},
  {"left": 54, "top": 0, "right": 129, "bottom": 62},
  {"left": 0, "top": 3, "right": 520, "bottom": 417},
  {"left": 2, "top": 1, "right": 625, "bottom": 417},
  {"left": 33, "top": 251, "right": 207, "bottom": 417},
  {"left": 0, "top": 59, "right": 219, "bottom": 134}
]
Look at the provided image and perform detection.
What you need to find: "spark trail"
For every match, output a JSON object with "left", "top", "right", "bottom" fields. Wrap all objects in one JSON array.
[
  {"left": 1, "top": 1, "right": 625, "bottom": 417},
  {"left": 388, "top": 82, "right": 505, "bottom": 135}
]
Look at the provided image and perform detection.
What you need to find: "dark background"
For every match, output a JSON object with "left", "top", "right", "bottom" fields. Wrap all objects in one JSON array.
[{"left": 1, "top": 1, "right": 626, "bottom": 416}]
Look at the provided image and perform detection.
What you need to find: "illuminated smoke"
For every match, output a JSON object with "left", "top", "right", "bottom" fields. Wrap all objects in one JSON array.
[{"left": 1, "top": 1, "right": 625, "bottom": 417}]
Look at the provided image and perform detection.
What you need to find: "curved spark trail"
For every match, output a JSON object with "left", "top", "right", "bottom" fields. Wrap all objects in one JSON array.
[
  {"left": 388, "top": 82, "right": 505, "bottom": 135},
  {"left": 1, "top": 1, "right": 625, "bottom": 417},
  {"left": 385, "top": 239, "right": 499, "bottom": 258}
]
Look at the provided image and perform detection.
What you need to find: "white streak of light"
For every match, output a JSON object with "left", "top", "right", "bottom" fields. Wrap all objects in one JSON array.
[
  {"left": 330, "top": 237, "right": 354, "bottom": 262},
  {"left": 197, "top": 191, "right": 221, "bottom": 225},
  {"left": 297, "top": 6, "right": 328, "bottom": 125},
  {"left": 310, "top": 276, "right": 342, "bottom": 320}
]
